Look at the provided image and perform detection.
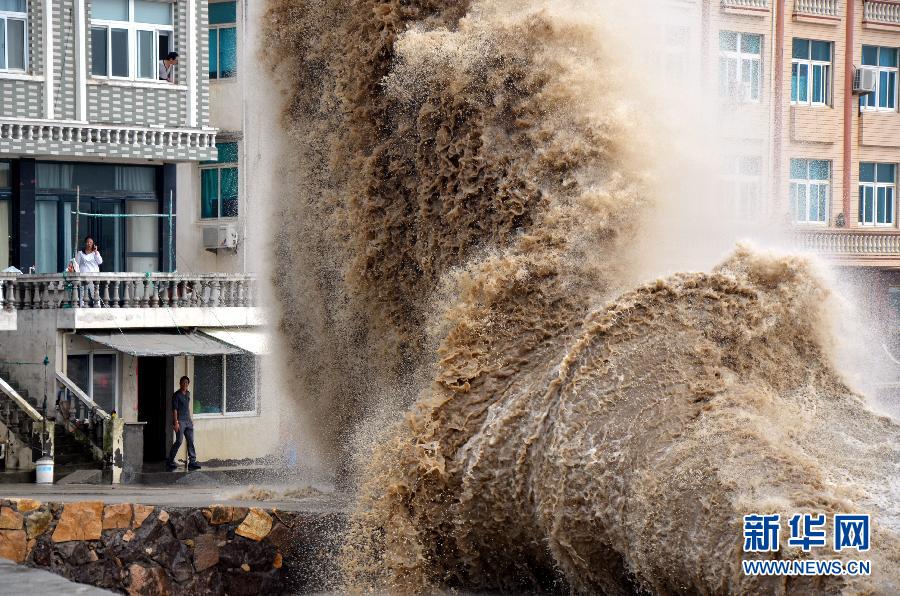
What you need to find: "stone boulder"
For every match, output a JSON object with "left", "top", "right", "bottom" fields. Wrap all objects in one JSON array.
[{"left": 52, "top": 502, "right": 103, "bottom": 542}]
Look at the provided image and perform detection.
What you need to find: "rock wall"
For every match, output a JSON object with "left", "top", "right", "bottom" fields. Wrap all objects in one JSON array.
[{"left": 0, "top": 498, "right": 343, "bottom": 594}]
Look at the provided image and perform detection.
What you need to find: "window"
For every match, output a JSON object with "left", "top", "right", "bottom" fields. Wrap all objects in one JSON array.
[
  {"left": 792, "top": 39, "right": 831, "bottom": 106},
  {"left": 861, "top": 46, "right": 898, "bottom": 111},
  {"left": 859, "top": 163, "right": 896, "bottom": 226},
  {"left": 722, "top": 156, "right": 762, "bottom": 222},
  {"left": 200, "top": 141, "right": 238, "bottom": 218},
  {"left": 0, "top": 0, "right": 27, "bottom": 72},
  {"left": 209, "top": 1, "right": 236, "bottom": 79},
  {"left": 193, "top": 354, "right": 258, "bottom": 415},
  {"left": 67, "top": 352, "right": 118, "bottom": 415},
  {"left": 790, "top": 159, "right": 830, "bottom": 224},
  {"left": 0, "top": 161, "right": 9, "bottom": 269},
  {"left": 720, "top": 31, "right": 762, "bottom": 102},
  {"left": 91, "top": 0, "right": 173, "bottom": 81}
]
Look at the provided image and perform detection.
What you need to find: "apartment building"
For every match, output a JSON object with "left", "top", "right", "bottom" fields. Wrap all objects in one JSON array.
[{"left": 0, "top": 0, "right": 277, "bottom": 481}]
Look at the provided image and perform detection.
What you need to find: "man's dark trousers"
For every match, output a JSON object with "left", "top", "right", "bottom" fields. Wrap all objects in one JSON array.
[{"left": 168, "top": 426, "right": 197, "bottom": 465}]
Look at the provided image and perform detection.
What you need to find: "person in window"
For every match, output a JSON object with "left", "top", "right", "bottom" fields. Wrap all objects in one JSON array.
[
  {"left": 76, "top": 236, "right": 103, "bottom": 272},
  {"left": 159, "top": 52, "right": 179, "bottom": 83},
  {"left": 167, "top": 376, "right": 201, "bottom": 471}
]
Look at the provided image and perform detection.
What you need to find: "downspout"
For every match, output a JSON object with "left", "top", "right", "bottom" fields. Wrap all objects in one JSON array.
[
  {"left": 843, "top": 0, "right": 856, "bottom": 226},
  {"left": 773, "top": 0, "right": 786, "bottom": 210}
]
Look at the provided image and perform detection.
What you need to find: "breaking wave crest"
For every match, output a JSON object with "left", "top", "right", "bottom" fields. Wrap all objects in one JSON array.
[{"left": 265, "top": 0, "right": 900, "bottom": 592}]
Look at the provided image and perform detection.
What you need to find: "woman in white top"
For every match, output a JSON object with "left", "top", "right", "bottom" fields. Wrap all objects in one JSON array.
[{"left": 75, "top": 236, "right": 103, "bottom": 273}]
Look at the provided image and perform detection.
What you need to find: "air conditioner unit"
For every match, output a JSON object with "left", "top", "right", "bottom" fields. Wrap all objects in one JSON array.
[
  {"left": 853, "top": 67, "right": 877, "bottom": 95},
  {"left": 202, "top": 225, "right": 238, "bottom": 251}
]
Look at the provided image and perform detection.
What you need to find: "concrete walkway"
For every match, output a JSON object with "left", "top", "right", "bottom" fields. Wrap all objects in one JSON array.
[
  {"left": 0, "top": 483, "right": 347, "bottom": 513},
  {"left": 0, "top": 559, "right": 114, "bottom": 595}
]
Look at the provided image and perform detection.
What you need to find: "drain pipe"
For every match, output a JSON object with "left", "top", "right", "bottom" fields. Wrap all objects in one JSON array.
[
  {"left": 843, "top": 0, "right": 856, "bottom": 226},
  {"left": 773, "top": 0, "right": 786, "bottom": 210}
]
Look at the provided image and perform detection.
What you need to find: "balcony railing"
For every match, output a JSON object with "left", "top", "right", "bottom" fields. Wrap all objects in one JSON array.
[
  {"left": 0, "top": 273, "right": 257, "bottom": 311},
  {"left": 795, "top": 229, "right": 900, "bottom": 258},
  {"left": 795, "top": 0, "right": 839, "bottom": 18},
  {"left": 864, "top": 0, "right": 900, "bottom": 25},
  {"left": 722, "top": 0, "right": 770, "bottom": 10},
  {"left": 0, "top": 119, "right": 217, "bottom": 151}
]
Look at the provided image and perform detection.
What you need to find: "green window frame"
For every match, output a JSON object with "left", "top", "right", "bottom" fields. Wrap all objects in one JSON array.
[
  {"left": 208, "top": 1, "right": 236, "bottom": 79},
  {"left": 200, "top": 141, "right": 238, "bottom": 219}
]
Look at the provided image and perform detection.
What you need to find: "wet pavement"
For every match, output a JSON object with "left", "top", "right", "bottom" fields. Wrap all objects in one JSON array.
[{"left": 0, "top": 558, "right": 115, "bottom": 595}]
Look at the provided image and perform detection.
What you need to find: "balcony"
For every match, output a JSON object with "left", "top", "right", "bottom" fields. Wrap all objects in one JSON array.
[
  {"left": 795, "top": 229, "right": 900, "bottom": 266},
  {"left": 721, "top": 0, "right": 770, "bottom": 14},
  {"left": 0, "top": 273, "right": 262, "bottom": 329},
  {"left": 795, "top": 0, "right": 840, "bottom": 21},
  {"left": 0, "top": 119, "right": 218, "bottom": 162},
  {"left": 864, "top": 0, "right": 900, "bottom": 28}
]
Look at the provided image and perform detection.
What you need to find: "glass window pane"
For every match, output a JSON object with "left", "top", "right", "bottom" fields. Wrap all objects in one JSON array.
[
  {"left": 818, "top": 186, "right": 828, "bottom": 222},
  {"left": 126, "top": 200, "right": 159, "bottom": 254},
  {"left": 720, "top": 31, "right": 737, "bottom": 52},
  {"left": 878, "top": 187, "right": 887, "bottom": 223},
  {"left": 797, "top": 185, "right": 808, "bottom": 221},
  {"left": 811, "top": 41, "right": 831, "bottom": 62},
  {"left": 0, "top": 162, "right": 8, "bottom": 188},
  {"left": 741, "top": 34, "right": 761, "bottom": 55},
  {"left": 877, "top": 164, "right": 896, "bottom": 183},
  {"left": 812, "top": 64, "right": 823, "bottom": 103},
  {"left": 888, "top": 72, "right": 897, "bottom": 109},
  {"left": 862, "top": 45, "right": 878, "bottom": 66},
  {"left": 6, "top": 18, "right": 24, "bottom": 70},
  {"left": 859, "top": 187, "right": 866, "bottom": 223},
  {"left": 209, "top": 1, "right": 237, "bottom": 25},
  {"left": 114, "top": 166, "right": 156, "bottom": 192},
  {"left": 880, "top": 47, "right": 898, "bottom": 68},
  {"left": 193, "top": 356, "right": 223, "bottom": 414},
  {"left": 217, "top": 142, "right": 238, "bottom": 164},
  {"left": 861, "top": 162, "right": 876, "bottom": 182},
  {"left": 91, "top": 27, "right": 109, "bottom": 76},
  {"left": 887, "top": 188, "right": 895, "bottom": 223},
  {"left": 221, "top": 167, "right": 238, "bottom": 217},
  {"left": 0, "top": 200, "right": 9, "bottom": 269},
  {"left": 208, "top": 28, "right": 218, "bottom": 78},
  {"left": 201, "top": 169, "right": 219, "bottom": 218},
  {"left": 92, "top": 0, "right": 128, "bottom": 21},
  {"left": 0, "top": 0, "right": 26, "bottom": 11},
  {"left": 92, "top": 354, "right": 116, "bottom": 414},
  {"left": 127, "top": 256, "right": 158, "bottom": 272},
  {"left": 158, "top": 31, "right": 170, "bottom": 60},
  {"left": 810, "top": 160, "right": 830, "bottom": 180},
  {"left": 790, "top": 159, "right": 806, "bottom": 180},
  {"left": 791, "top": 63, "right": 799, "bottom": 102},
  {"left": 225, "top": 354, "right": 256, "bottom": 413},
  {"left": 810, "top": 186, "right": 820, "bottom": 221},
  {"left": 0, "top": 22, "right": 5, "bottom": 70},
  {"left": 35, "top": 201, "right": 58, "bottom": 273},
  {"left": 67, "top": 355, "right": 90, "bottom": 398},
  {"left": 750, "top": 60, "right": 760, "bottom": 99},
  {"left": 134, "top": 0, "right": 172, "bottom": 25},
  {"left": 137, "top": 30, "right": 154, "bottom": 79},
  {"left": 865, "top": 187, "right": 874, "bottom": 223},
  {"left": 792, "top": 38, "right": 809, "bottom": 60},
  {"left": 110, "top": 28, "right": 128, "bottom": 77},
  {"left": 798, "top": 63, "right": 808, "bottom": 102},
  {"left": 219, "top": 26, "right": 236, "bottom": 77}
]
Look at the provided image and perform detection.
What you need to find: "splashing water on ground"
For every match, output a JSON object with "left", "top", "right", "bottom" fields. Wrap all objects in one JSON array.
[{"left": 264, "top": 0, "right": 900, "bottom": 592}]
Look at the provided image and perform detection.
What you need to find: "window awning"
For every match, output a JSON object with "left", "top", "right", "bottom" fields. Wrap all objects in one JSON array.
[
  {"left": 198, "top": 328, "right": 269, "bottom": 355},
  {"left": 82, "top": 332, "right": 245, "bottom": 357}
]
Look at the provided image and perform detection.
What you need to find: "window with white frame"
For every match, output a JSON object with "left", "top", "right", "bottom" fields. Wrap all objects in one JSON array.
[
  {"left": 663, "top": 25, "right": 689, "bottom": 90},
  {"left": 722, "top": 155, "right": 762, "bottom": 222},
  {"left": 791, "top": 39, "right": 831, "bottom": 106},
  {"left": 0, "top": 0, "right": 27, "bottom": 72},
  {"left": 719, "top": 31, "right": 762, "bottom": 102},
  {"left": 67, "top": 352, "right": 118, "bottom": 415},
  {"left": 193, "top": 354, "right": 258, "bottom": 416},
  {"left": 790, "top": 159, "right": 830, "bottom": 224},
  {"left": 90, "top": 0, "right": 173, "bottom": 81},
  {"left": 209, "top": 1, "right": 236, "bottom": 79},
  {"left": 861, "top": 46, "right": 898, "bottom": 111},
  {"left": 200, "top": 141, "right": 238, "bottom": 218},
  {"left": 859, "top": 162, "right": 896, "bottom": 226}
]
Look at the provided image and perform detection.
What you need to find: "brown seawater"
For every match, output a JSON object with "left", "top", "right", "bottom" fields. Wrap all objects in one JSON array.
[{"left": 265, "top": 1, "right": 900, "bottom": 593}]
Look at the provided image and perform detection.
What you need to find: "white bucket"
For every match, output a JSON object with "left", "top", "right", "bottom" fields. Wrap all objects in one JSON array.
[{"left": 35, "top": 457, "right": 54, "bottom": 484}]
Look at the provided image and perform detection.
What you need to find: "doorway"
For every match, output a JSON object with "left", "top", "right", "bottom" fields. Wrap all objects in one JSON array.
[{"left": 137, "top": 356, "right": 168, "bottom": 462}]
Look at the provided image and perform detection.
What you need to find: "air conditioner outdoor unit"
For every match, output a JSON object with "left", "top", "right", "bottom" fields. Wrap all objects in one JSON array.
[
  {"left": 853, "top": 67, "right": 877, "bottom": 94},
  {"left": 202, "top": 225, "right": 238, "bottom": 251}
]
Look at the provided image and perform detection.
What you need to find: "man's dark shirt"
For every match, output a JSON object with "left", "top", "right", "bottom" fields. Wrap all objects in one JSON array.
[{"left": 172, "top": 390, "right": 193, "bottom": 428}]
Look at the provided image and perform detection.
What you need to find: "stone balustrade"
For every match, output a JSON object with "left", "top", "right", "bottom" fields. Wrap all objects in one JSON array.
[
  {"left": 0, "top": 119, "right": 216, "bottom": 150},
  {"left": 722, "top": 0, "right": 770, "bottom": 10},
  {"left": 864, "top": 0, "right": 900, "bottom": 24},
  {"left": 795, "top": 0, "right": 839, "bottom": 17},
  {"left": 0, "top": 273, "right": 257, "bottom": 311},
  {"left": 795, "top": 229, "right": 900, "bottom": 256}
]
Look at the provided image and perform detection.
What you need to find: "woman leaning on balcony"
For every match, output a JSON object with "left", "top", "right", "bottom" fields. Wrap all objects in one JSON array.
[{"left": 75, "top": 236, "right": 103, "bottom": 273}]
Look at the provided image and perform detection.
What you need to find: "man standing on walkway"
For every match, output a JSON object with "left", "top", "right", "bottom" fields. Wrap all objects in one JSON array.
[{"left": 166, "top": 376, "right": 201, "bottom": 471}]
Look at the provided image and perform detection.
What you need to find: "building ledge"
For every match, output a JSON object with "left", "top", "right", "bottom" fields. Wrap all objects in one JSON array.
[{"left": 51, "top": 306, "right": 266, "bottom": 330}]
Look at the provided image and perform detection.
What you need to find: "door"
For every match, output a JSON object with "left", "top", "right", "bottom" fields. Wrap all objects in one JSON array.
[{"left": 137, "top": 357, "right": 168, "bottom": 462}]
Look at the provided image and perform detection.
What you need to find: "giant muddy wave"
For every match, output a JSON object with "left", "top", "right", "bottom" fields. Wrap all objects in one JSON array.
[{"left": 265, "top": 0, "right": 900, "bottom": 593}]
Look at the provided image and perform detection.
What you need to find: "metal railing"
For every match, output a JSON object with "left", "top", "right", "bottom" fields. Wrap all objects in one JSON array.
[
  {"left": 0, "top": 273, "right": 257, "bottom": 311},
  {"left": 864, "top": 0, "right": 900, "bottom": 24},
  {"left": 795, "top": 0, "right": 839, "bottom": 17}
]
